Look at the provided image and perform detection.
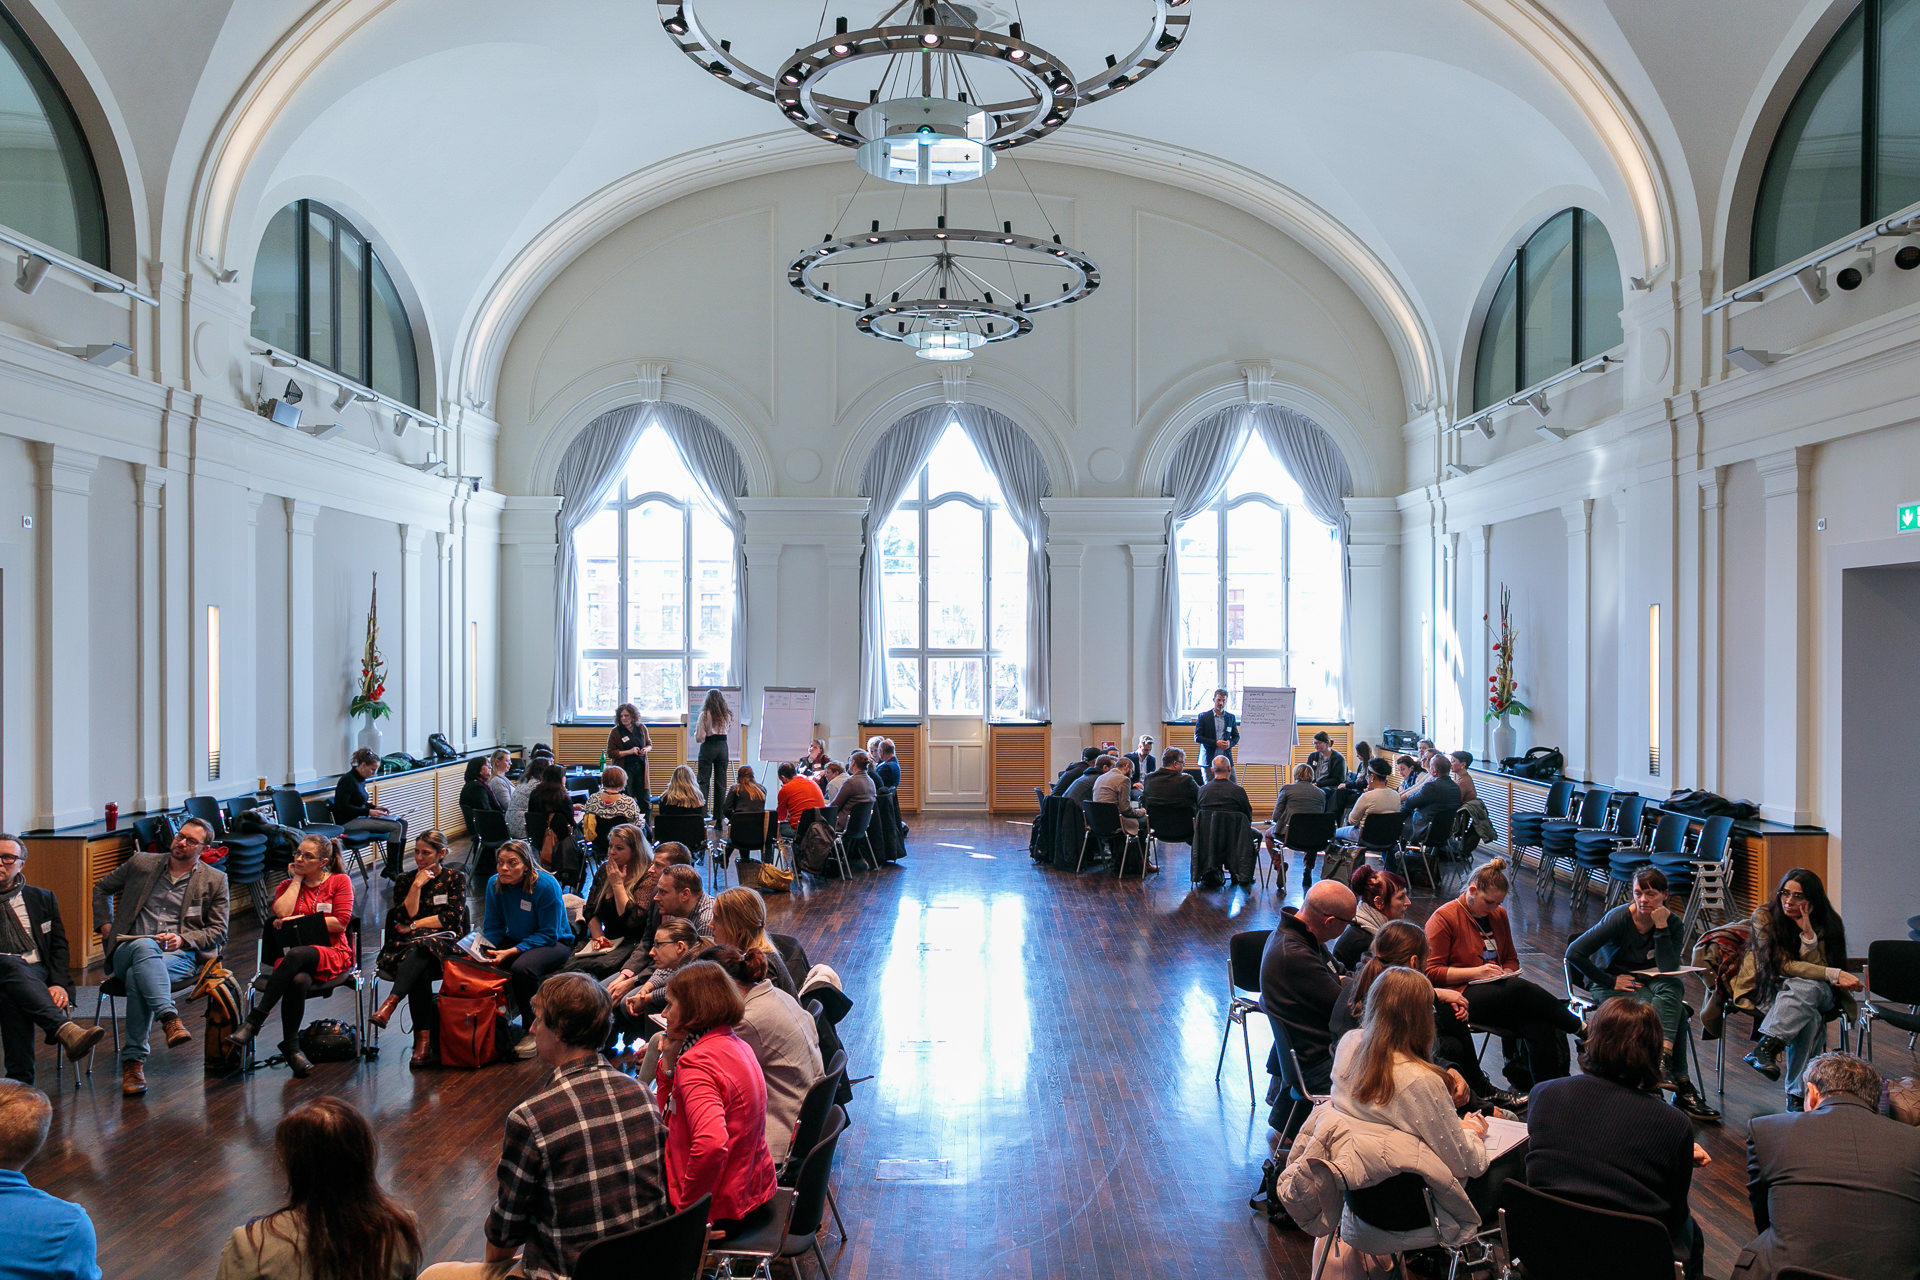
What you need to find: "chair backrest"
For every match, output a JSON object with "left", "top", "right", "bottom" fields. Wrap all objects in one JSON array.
[
  {"left": 1145, "top": 803, "right": 1197, "bottom": 843},
  {"left": 129, "top": 814, "right": 171, "bottom": 853},
  {"left": 1449, "top": 807, "right": 1481, "bottom": 859},
  {"left": 1228, "top": 929, "right": 1271, "bottom": 995},
  {"left": 1501, "top": 1180, "right": 1679, "bottom": 1280},
  {"left": 787, "top": 1062, "right": 847, "bottom": 1166},
  {"left": 654, "top": 811, "right": 708, "bottom": 850},
  {"left": 1692, "top": 815, "right": 1734, "bottom": 868},
  {"left": 1545, "top": 779, "right": 1576, "bottom": 818},
  {"left": 786, "top": 1106, "right": 849, "bottom": 1238},
  {"left": 1356, "top": 810, "right": 1407, "bottom": 849},
  {"left": 473, "top": 808, "right": 510, "bottom": 841},
  {"left": 572, "top": 1194, "right": 712, "bottom": 1280},
  {"left": 730, "top": 809, "right": 773, "bottom": 851},
  {"left": 1867, "top": 939, "right": 1920, "bottom": 1005},
  {"left": 183, "top": 795, "right": 227, "bottom": 836},
  {"left": 1084, "top": 801, "right": 1123, "bottom": 837},
  {"left": 1611, "top": 793, "right": 1648, "bottom": 839},
  {"left": 270, "top": 789, "right": 306, "bottom": 828},
  {"left": 1343, "top": 1171, "right": 1432, "bottom": 1235},
  {"left": 1283, "top": 812, "right": 1337, "bottom": 852},
  {"left": 1574, "top": 786, "right": 1614, "bottom": 830},
  {"left": 1646, "top": 812, "right": 1690, "bottom": 855},
  {"left": 1266, "top": 1014, "right": 1314, "bottom": 1100},
  {"left": 842, "top": 801, "right": 875, "bottom": 839}
]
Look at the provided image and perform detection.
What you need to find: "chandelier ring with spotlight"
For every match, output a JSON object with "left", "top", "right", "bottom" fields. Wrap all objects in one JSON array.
[
  {"left": 657, "top": 1, "right": 1192, "bottom": 154},
  {"left": 788, "top": 225, "right": 1099, "bottom": 311}
]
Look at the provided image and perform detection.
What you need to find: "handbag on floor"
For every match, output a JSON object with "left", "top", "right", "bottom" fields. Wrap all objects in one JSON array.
[
  {"left": 298, "top": 1018, "right": 361, "bottom": 1063},
  {"left": 437, "top": 957, "right": 512, "bottom": 1069}
]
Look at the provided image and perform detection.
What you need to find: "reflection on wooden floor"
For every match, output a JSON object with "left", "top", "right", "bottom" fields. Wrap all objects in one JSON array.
[{"left": 26, "top": 816, "right": 1916, "bottom": 1279}]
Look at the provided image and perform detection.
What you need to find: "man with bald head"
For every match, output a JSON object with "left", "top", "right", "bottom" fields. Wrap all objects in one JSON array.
[{"left": 1260, "top": 879, "right": 1357, "bottom": 1132}]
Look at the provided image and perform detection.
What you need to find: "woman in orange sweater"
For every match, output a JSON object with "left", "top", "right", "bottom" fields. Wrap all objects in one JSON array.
[{"left": 1423, "top": 859, "right": 1583, "bottom": 1090}]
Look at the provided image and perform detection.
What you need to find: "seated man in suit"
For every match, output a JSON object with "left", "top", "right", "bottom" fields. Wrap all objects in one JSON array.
[
  {"left": 1063, "top": 754, "right": 1113, "bottom": 807},
  {"left": 0, "top": 837, "right": 108, "bottom": 1084},
  {"left": 1399, "top": 754, "right": 1462, "bottom": 879},
  {"left": 1123, "top": 736, "right": 1158, "bottom": 783},
  {"left": 1197, "top": 755, "right": 1251, "bottom": 817},
  {"left": 1140, "top": 748, "right": 1200, "bottom": 810},
  {"left": 1049, "top": 747, "right": 1101, "bottom": 798},
  {"left": 1738, "top": 1052, "right": 1920, "bottom": 1280}
]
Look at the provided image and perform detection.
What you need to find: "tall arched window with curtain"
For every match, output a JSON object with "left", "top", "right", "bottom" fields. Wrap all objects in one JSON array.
[
  {"left": 0, "top": 6, "right": 108, "bottom": 266},
  {"left": 1750, "top": 0, "right": 1920, "bottom": 277},
  {"left": 1471, "top": 209, "right": 1623, "bottom": 411},
  {"left": 1161, "top": 404, "right": 1352, "bottom": 722}
]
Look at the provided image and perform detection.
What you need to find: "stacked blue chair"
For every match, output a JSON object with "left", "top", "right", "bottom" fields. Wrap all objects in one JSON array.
[
  {"left": 1673, "top": 815, "right": 1735, "bottom": 945},
  {"left": 1508, "top": 779, "right": 1574, "bottom": 876},
  {"left": 1605, "top": 811, "right": 1688, "bottom": 906},
  {"left": 186, "top": 795, "right": 270, "bottom": 923},
  {"left": 1572, "top": 792, "right": 1643, "bottom": 902},
  {"left": 1536, "top": 786, "right": 1610, "bottom": 906}
]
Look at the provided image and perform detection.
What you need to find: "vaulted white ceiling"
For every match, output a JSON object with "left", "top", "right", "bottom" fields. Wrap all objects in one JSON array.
[{"left": 32, "top": 0, "right": 1841, "bottom": 412}]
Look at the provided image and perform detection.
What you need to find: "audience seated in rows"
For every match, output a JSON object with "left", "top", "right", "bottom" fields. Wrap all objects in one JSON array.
[
  {"left": 1141, "top": 748, "right": 1200, "bottom": 810},
  {"left": 0, "top": 1081, "right": 99, "bottom": 1280},
  {"left": 459, "top": 757, "right": 503, "bottom": 819},
  {"left": 475, "top": 841, "right": 572, "bottom": 1061},
  {"left": 1330, "top": 865, "right": 1409, "bottom": 972},
  {"left": 581, "top": 769, "right": 641, "bottom": 855},
  {"left": 703, "top": 945, "right": 823, "bottom": 1162},
  {"left": 1738, "top": 1051, "right": 1920, "bottom": 1280},
  {"left": 0, "top": 835, "right": 108, "bottom": 1085},
  {"left": 1260, "top": 880, "right": 1358, "bottom": 1126},
  {"left": 231, "top": 834, "right": 356, "bottom": 1078},
  {"left": 1424, "top": 860, "right": 1581, "bottom": 1092},
  {"left": 371, "top": 831, "right": 469, "bottom": 1069},
  {"left": 421, "top": 975, "right": 670, "bottom": 1280},
  {"left": 1567, "top": 865, "right": 1720, "bottom": 1121},
  {"left": 1526, "top": 998, "right": 1709, "bottom": 1279},
  {"left": 1742, "top": 867, "right": 1863, "bottom": 1108},
  {"left": 1197, "top": 755, "right": 1251, "bottom": 817},
  {"left": 506, "top": 749, "right": 551, "bottom": 841},
  {"left": 91, "top": 817, "right": 230, "bottom": 1097},
  {"left": 216, "top": 1097, "right": 420, "bottom": 1280},
  {"left": 612, "top": 918, "right": 699, "bottom": 1042},
  {"left": 333, "top": 749, "right": 408, "bottom": 880}
]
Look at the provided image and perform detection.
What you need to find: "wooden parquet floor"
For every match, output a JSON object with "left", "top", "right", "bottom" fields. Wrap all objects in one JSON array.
[{"left": 23, "top": 817, "right": 1917, "bottom": 1279}]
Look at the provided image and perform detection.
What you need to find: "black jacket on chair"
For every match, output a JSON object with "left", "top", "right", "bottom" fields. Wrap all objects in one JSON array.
[
  {"left": 1402, "top": 775, "right": 1462, "bottom": 846},
  {"left": 2, "top": 884, "right": 73, "bottom": 994}
]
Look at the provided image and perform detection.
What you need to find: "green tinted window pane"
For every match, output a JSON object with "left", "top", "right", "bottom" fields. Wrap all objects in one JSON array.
[
  {"left": 1879, "top": 0, "right": 1920, "bottom": 215},
  {"left": 1752, "top": 7, "right": 1865, "bottom": 276},
  {"left": 251, "top": 204, "right": 301, "bottom": 352},
  {"left": 337, "top": 226, "right": 366, "bottom": 384},
  {"left": 306, "top": 209, "right": 333, "bottom": 365},
  {"left": 1520, "top": 211, "right": 1575, "bottom": 387},
  {"left": 370, "top": 255, "right": 419, "bottom": 407},
  {"left": 0, "top": 10, "right": 106, "bottom": 266},
  {"left": 1473, "top": 261, "right": 1517, "bottom": 410},
  {"left": 1579, "top": 211, "right": 1624, "bottom": 358}
]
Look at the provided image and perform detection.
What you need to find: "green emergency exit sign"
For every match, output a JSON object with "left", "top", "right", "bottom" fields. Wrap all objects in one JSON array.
[{"left": 1903, "top": 502, "right": 1920, "bottom": 533}]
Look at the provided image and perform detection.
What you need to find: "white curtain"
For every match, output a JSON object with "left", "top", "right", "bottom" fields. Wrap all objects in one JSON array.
[
  {"left": 858, "top": 404, "right": 1054, "bottom": 721},
  {"left": 1159, "top": 403, "right": 1354, "bottom": 720},
  {"left": 548, "top": 403, "right": 750, "bottom": 723}
]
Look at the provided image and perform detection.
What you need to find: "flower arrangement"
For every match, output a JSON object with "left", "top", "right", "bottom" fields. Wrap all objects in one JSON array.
[
  {"left": 1485, "top": 584, "right": 1530, "bottom": 722},
  {"left": 349, "top": 574, "right": 390, "bottom": 722}
]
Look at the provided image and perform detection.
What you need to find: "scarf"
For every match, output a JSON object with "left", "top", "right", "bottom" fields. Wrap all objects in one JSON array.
[
  {"left": 1352, "top": 900, "right": 1391, "bottom": 938},
  {"left": 0, "top": 873, "right": 36, "bottom": 958}
]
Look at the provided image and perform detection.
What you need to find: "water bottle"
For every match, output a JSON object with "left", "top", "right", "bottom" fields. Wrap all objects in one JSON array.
[{"left": 105, "top": 802, "right": 119, "bottom": 831}]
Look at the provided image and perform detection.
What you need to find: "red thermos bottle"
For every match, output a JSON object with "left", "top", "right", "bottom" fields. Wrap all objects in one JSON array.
[{"left": 105, "top": 803, "right": 118, "bottom": 831}]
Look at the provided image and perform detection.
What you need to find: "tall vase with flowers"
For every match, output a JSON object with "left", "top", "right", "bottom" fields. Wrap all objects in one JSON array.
[
  {"left": 1485, "top": 584, "right": 1530, "bottom": 762},
  {"left": 349, "top": 575, "right": 390, "bottom": 756}
]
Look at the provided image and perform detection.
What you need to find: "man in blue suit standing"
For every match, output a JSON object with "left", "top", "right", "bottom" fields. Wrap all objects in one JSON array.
[{"left": 1195, "top": 688, "right": 1239, "bottom": 776}]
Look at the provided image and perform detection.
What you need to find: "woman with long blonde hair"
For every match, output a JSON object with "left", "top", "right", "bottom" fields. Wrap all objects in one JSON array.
[
  {"left": 710, "top": 887, "right": 794, "bottom": 996},
  {"left": 660, "top": 764, "right": 705, "bottom": 810}
]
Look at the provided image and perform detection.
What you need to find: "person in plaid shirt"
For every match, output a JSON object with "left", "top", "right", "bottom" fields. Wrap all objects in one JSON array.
[{"left": 421, "top": 974, "right": 668, "bottom": 1280}]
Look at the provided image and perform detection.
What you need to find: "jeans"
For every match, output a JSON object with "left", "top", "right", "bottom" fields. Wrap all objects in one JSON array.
[
  {"left": 697, "top": 735, "right": 729, "bottom": 821},
  {"left": 346, "top": 815, "right": 408, "bottom": 875},
  {"left": 1591, "top": 975, "right": 1691, "bottom": 1082},
  {"left": 1759, "top": 975, "right": 1836, "bottom": 1099},
  {"left": 1201, "top": 744, "right": 1233, "bottom": 776},
  {"left": 110, "top": 939, "right": 200, "bottom": 1062},
  {"left": 0, "top": 955, "right": 69, "bottom": 1084}
]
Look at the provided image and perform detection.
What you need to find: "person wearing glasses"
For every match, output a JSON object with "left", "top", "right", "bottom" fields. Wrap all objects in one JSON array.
[
  {"left": 91, "top": 817, "right": 231, "bottom": 1096},
  {"left": 1742, "top": 868, "right": 1863, "bottom": 1107},
  {"left": 229, "top": 835, "right": 356, "bottom": 1078},
  {"left": 1259, "top": 879, "right": 1358, "bottom": 1127},
  {"left": 0, "top": 836, "right": 109, "bottom": 1085}
]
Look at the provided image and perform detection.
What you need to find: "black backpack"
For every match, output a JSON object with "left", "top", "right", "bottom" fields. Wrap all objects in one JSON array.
[
  {"left": 426, "top": 733, "right": 460, "bottom": 761},
  {"left": 298, "top": 1018, "right": 361, "bottom": 1063},
  {"left": 1501, "top": 746, "right": 1564, "bottom": 780}
]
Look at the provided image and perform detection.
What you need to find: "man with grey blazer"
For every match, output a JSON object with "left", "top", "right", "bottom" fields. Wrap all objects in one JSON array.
[
  {"left": 91, "top": 819, "right": 229, "bottom": 1096},
  {"left": 1736, "top": 1052, "right": 1920, "bottom": 1280}
]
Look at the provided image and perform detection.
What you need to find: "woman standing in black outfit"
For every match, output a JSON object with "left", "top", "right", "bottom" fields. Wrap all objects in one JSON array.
[
  {"left": 607, "top": 702, "right": 652, "bottom": 810},
  {"left": 693, "top": 688, "right": 733, "bottom": 821},
  {"left": 369, "top": 830, "right": 469, "bottom": 1067}
]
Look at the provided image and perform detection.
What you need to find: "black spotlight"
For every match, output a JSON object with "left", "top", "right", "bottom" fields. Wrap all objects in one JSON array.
[
  {"left": 1896, "top": 245, "right": 1920, "bottom": 271},
  {"left": 282, "top": 379, "right": 304, "bottom": 405},
  {"left": 662, "top": 8, "right": 687, "bottom": 35}
]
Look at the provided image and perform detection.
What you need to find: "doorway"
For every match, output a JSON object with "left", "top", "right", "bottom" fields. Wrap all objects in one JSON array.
[
  {"left": 1841, "top": 563, "right": 1920, "bottom": 944},
  {"left": 924, "top": 716, "right": 987, "bottom": 807}
]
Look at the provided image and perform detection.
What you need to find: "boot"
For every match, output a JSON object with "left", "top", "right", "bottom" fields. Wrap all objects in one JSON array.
[
  {"left": 280, "top": 1040, "right": 313, "bottom": 1078},
  {"left": 1699, "top": 990, "right": 1725, "bottom": 1040},
  {"left": 55, "top": 1021, "right": 107, "bottom": 1061},
  {"left": 370, "top": 993, "right": 401, "bottom": 1030},
  {"left": 1672, "top": 1081, "right": 1722, "bottom": 1122},
  {"left": 1744, "top": 1034, "right": 1786, "bottom": 1080},
  {"left": 160, "top": 1014, "right": 192, "bottom": 1048},
  {"left": 229, "top": 1016, "right": 259, "bottom": 1048},
  {"left": 120, "top": 1060, "right": 147, "bottom": 1097},
  {"left": 409, "top": 1028, "right": 435, "bottom": 1069}
]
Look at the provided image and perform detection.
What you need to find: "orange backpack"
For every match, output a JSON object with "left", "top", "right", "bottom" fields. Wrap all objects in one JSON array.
[{"left": 436, "top": 957, "right": 512, "bottom": 1069}]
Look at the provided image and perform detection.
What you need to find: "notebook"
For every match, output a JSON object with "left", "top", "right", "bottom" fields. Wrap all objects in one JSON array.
[
  {"left": 1480, "top": 1115, "right": 1529, "bottom": 1159},
  {"left": 270, "top": 912, "right": 329, "bottom": 948}
]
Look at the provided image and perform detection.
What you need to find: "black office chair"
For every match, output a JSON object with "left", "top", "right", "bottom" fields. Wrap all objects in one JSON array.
[
  {"left": 652, "top": 806, "right": 709, "bottom": 859},
  {"left": 306, "top": 797, "right": 382, "bottom": 885},
  {"left": 1858, "top": 939, "right": 1920, "bottom": 1062},
  {"left": 185, "top": 795, "right": 270, "bottom": 917},
  {"left": 1508, "top": 778, "right": 1576, "bottom": 875},
  {"left": 783, "top": 1059, "right": 850, "bottom": 1185},
  {"left": 726, "top": 809, "right": 776, "bottom": 884},
  {"left": 775, "top": 1106, "right": 848, "bottom": 1277},
  {"left": 1336, "top": 1171, "right": 1499, "bottom": 1280},
  {"left": 1278, "top": 812, "right": 1337, "bottom": 889},
  {"left": 1216, "top": 929, "right": 1270, "bottom": 1102},
  {"left": 833, "top": 801, "right": 875, "bottom": 878},
  {"left": 1605, "top": 811, "right": 1688, "bottom": 908},
  {"left": 572, "top": 1194, "right": 711, "bottom": 1280},
  {"left": 1079, "top": 802, "right": 1137, "bottom": 873},
  {"left": 1329, "top": 810, "right": 1407, "bottom": 884},
  {"left": 466, "top": 807, "right": 510, "bottom": 882},
  {"left": 1538, "top": 786, "right": 1612, "bottom": 906},
  {"left": 1266, "top": 1012, "right": 1329, "bottom": 1139},
  {"left": 1143, "top": 803, "right": 1194, "bottom": 877},
  {"left": 1499, "top": 1180, "right": 1684, "bottom": 1280},
  {"left": 244, "top": 912, "right": 369, "bottom": 1072}
]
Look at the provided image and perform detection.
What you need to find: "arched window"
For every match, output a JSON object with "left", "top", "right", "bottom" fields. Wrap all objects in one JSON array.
[
  {"left": 0, "top": 7, "right": 107, "bottom": 266},
  {"left": 879, "top": 423, "right": 1030, "bottom": 717},
  {"left": 1471, "top": 209, "right": 1623, "bottom": 411},
  {"left": 572, "top": 425, "right": 737, "bottom": 719},
  {"left": 250, "top": 199, "right": 420, "bottom": 407},
  {"left": 1174, "top": 432, "right": 1344, "bottom": 719},
  {"left": 1751, "top": 0, "right": 1920, "bottom": 277}
]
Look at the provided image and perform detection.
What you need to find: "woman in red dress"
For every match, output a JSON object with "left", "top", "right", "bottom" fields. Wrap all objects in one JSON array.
[{"left": 232, "top": 833, "right": 357, "bottom": 1076}]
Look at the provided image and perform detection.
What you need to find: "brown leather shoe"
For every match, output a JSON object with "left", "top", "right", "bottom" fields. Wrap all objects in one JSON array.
[
  {"left": 121, "top": 1060, "right": 147, "bottom": 1097},
  {"left": 55, "top": 1021, "right": 107, "bottom": 1061},
  {"left": 161, "top": 1014, "right": 192, "bottom": 1048},
  {"left": 370, "top": 994, "right": 401, "bottom": 1030}
]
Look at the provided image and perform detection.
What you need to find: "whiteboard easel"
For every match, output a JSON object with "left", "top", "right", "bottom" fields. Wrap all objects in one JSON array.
[
  {"left": 1238, "top": 687, "right": 1299, "bottom": 765},
  {"left": 757, "top": 687, "right": 817, "bottom": 765}
]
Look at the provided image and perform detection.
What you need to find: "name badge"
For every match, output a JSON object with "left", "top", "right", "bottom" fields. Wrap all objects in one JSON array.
[
  {"left": 518, "top": 899, "right": 533, "bottom": 912},
  {"left": 318, "top": 901, "right": 333, "bottom": 915},
  {"left": 40, "top": 920, "right": 52, "bottom": 933},
  {"left": 433, "top": 894, "right": 448, "bottom": 905}
]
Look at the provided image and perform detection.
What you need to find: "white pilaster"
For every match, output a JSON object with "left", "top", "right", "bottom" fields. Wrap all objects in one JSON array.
[
  {"left": 399, "top": 523, "right": 427, "bottom": 753},
  {"left": 501, "top": 497, "right": 564, "bottom": 741},
  {"left": 1696, "top": 470, "right": 1724, "bottom": 794},
  {"left": 1562, "top": 499, "right": 1593, "bottom": 780},
  {"left": 1126, "top": 542, "right": 1165, "bottom": 746},
  {"left": 287, "top": 500, "right": 319, "bottom": 782},
  {"left": 1757, "top": 448, "right": 1811, "bottom": 824},
  {"left": 1047, "top": 540, "right": 1086, "bottom": 756},
  {"left": 1346, "top": 497, "right": 1402, "bottom": 746},
  {"left": 1464, "top": 524, "right": 1491, "bottom": 761},
  {"left": 33, "top": 444, "right": 97, "bottom": 828},
  {"left": 742, "top": 542, "right": 783, "bottom": 759},
  {"left": 132, "top": 466, "right": 167, "bottom": 811},
  {"left": 824, "top": 544, "right": 864, "bottom": 748}
]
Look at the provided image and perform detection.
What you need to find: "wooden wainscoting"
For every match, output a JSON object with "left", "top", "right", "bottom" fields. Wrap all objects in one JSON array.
[
  {"left": 860, "top": 722, "right": 922, "bottom": 813},
  {"left": 23, "top": 830, "right": 136, "bottom": 966},
  {"left": 988, "top": 723, "right": 1050, "bottom": 814}
]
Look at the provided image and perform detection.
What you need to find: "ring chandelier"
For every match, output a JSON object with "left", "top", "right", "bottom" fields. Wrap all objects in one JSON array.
[
  {"left": 788, "top": 212, "right": 1099, "bottom": 359},
  {"left": 657, "top": 1, "right": 1193, "bottom": 179}
]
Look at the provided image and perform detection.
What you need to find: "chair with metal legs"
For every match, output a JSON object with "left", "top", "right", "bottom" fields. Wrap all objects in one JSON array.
[
  {"left": 1858, "top": 940, "right": 1920, "bottom": 1062},
  {"left": 1215, "top": 929, "right": 1271, "bottom": 1103}
]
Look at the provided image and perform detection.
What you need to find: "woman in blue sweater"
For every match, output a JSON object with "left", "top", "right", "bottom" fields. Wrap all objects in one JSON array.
[
  {"left": 478, "top": 840, "right": 572, "bottom": 1059},
  {"left": 1565, "top": 865, "right": 1720, "bottom": 1121}
]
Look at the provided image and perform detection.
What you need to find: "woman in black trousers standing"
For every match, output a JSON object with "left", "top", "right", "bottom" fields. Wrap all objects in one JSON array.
[
  {"left": 607, "top": 701, "right": 652, "bottom": 812},
  {"left": 693, "top": 688, "right": 733, "bottom": 822}
]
